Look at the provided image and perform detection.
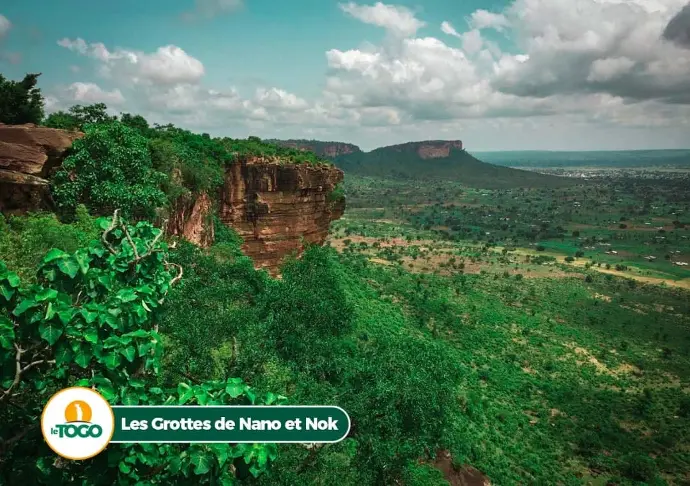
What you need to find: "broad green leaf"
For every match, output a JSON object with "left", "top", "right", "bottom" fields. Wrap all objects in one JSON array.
[
  {"left": 0, "top": 282, "right": 15, "bottom": 301},
  {"left": 256, "top": 447, "right": 269, "bottom": 467},
  {"left": 248, "top": 463, "right": 263, "bottom": 478},
  {"left": 0, "top": 317, "right": 14, "bottom": 349},
  {"left": 84, "top": 327, "right": 99, "bottom": 344},
  {"left": 167, "top": 456, "right": 182, "bottom": 475},
  {"left": 103, "top": 352, "right": 122, "bottom": 370},
  {"left": 35, "top": 287, "right": 58, "bottom": 302},
  {"left": 43, "top": 248, "right": 67, "bottom": 263},
  {"left": 57, "top": 257, "right": 80, "bottom": 279},
  {"left": 209, "top": 444, "right": 230, "bottom": 468},
  {"left": 98, "top": 384, "right": 117, "bottom": 402},
  {"left": 119, "top": 462, "right": 132, "bottom": 475},
  {"left": 12, "top": 298, "right": 37, "bottom": 316},
  {"left": 38, "top": 320, "right": 63, "bottom": 345},
  {"left": 53, "top": 341, "right": 73, "bottom": 365},
  {"left": 5, "top": 271, "right": 20, "bottom": 288},
  {"left": 117, "top": 288, "right": 138, "bottom": 303},
  {"left": 121, "top": 346, "right": 136, "bottom": 362},
  {"left": 81, "top": 309, "right": 99, "bottom": 324},
  {"left": 57, "top": 309, "right": 75, "bottom": 325},
  {"left": 122, "top": 390, "right": 139, "bottom": 405},
  {"left": 74, "top": 251, "right": 91, "bottom": 275},
  {"left": 74, "top": 344, "right": 91, "bottom": 368},
  {"left": 190, "top": 451, "right": 213, "bottom": 475}
]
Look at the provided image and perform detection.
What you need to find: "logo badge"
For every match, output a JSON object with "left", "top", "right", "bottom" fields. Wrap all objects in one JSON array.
[{"left": 41, "top": 387, "right": 115, "bottom": 460}]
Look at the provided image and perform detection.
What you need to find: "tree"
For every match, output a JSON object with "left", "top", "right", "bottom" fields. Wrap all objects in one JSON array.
[
  {"left": 0, "top": 73, "right": 45, "bottom": 124},
  {"left": 0, "top": 212, "right": 282, "bottom": 483},
  {"left": 44, "top": 103, "right": 116, "bottom": 131},
  {"left": 120, "top": 112, "right": 150, "bottom": 134}
]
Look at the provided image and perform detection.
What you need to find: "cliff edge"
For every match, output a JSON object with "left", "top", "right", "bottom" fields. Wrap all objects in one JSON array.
[{"left": 0, "top": 125, "right": 345, "bottom": 274}]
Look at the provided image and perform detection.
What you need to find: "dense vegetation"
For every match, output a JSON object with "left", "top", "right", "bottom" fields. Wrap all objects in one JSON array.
[
  {"left": 0, "top": 73, "right": 45, "bottom": 125},
  {"left": 1, "top": 73, "right": 689, "bottom": 485}
]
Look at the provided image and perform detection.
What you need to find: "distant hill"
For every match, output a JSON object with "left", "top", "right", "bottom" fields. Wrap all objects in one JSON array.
[
  {"left": 473, "top": 150, "right": 690, "bottom": 168},
  {"left": 265, "top": 139, "right": 361, "bottom": 159},
  {"left": 271, "top": 139, "right": 574, "bottom": 189}
]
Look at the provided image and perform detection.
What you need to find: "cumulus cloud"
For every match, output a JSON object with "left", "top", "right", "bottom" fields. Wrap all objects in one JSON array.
[
  {"left": 492, "top": 0, "right": 690, "bottom": 103},
  {"left": 48, "top": 1, "right": 690, "bottom": 148},
  {"left": 339, "top": 2, "right": 425, "bottom": 37},
  {"left": 468, "top": 9, "right": 509, "bottom": 31},
  {"left": 58, "top": 38, "right": 205, "bottom": 85},
  {"left": 663, "top": 2, "right": 690, "bottom": 48},
  {"left": 66, "top": 82, "right": 125, "bottom": 105}
]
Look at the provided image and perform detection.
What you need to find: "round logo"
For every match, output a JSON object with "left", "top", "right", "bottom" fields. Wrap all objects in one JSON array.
[{"left": 41, "top": 387, "right": 115, "bottom": 460}]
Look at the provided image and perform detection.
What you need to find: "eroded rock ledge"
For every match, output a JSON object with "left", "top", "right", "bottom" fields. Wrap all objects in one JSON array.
[
  {"left": 217, "top": 156, "right": 344, "bottom": 274},
  {"left": 0, "top": 124, "right": 83, "bottom": 213},
  {"left": 0, "top": 125, "right": 345, "bottom": 274}
]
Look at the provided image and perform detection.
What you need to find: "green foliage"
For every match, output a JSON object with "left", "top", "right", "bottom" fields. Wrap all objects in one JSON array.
[
  {"left": 0, "top": 73, "right": 45, "bottom": 124},
  {"left": 149, "top": 125, "right": 229, "bottom": 196},
  {"left": 0, "top": 213, "right": 282, "bottom": 484},
  {"left": 43, "top": 103, "right": 116, "bottom": 131},
  {"left": 51, "top": 121, "right": 167, "bottom": 218},
  {"left": 401, "top": 462, "right": 448, "bottom": 486},
  {"left": 0, "top": 206, "right": 98, "bottom": 282},
  {"left": 265, "top": 247, "right": 354, "bottom": 373}
]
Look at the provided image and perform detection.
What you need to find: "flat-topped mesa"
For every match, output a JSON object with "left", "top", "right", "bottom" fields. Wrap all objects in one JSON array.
[
  {"left": 382, "top": 140, "right": 464, "bottom": 159},
  {"left": 0, "top": 124, "right": 83, "bottom": 213},
  {"left": 217, "top": 155, "right": 345, "bottom": 274},
  {"left": 270, "top": 139, "right": 361, "bottom": 159}
]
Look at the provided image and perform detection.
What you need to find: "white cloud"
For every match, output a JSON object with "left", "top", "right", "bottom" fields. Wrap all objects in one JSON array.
[
  {"left": 339, "top": 2, "right": 426, "bottom": 37},
  {"left": 67, "top": 82, "right": 125, "bottom": 105},
  {"left": 441, "top": 21, "right": 461, "bottom": 38},
  {"left": 0, "top": 14, "right": 10, "bottom": 39},
  {"left": 587, "top": 57, "right": 636, "bottom": 82},
  {"left": 58, "top": 38, "right": 205, "bottom": 85},
  {"left": 468, "top": 9, "right": 509, "bottom": 31},
  {"left": 47, "top": 1, "right": 690, "bottom": 150}
]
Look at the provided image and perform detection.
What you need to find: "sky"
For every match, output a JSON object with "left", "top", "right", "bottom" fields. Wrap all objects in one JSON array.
[{"left": 1, "top": 0, "right": 690, "bottom": 151}]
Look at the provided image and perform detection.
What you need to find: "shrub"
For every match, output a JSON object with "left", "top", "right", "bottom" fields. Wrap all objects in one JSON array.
[
  {"left": 51, "top": 121, "right": 167, "bottom": 218},
  {"left": 621, "top": 453, "right": 657, "bottom": 482}
]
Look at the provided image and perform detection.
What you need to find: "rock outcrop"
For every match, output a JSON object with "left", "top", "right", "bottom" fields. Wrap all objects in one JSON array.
[
  {"left": 0, "top": 124, "right": 345, "bottom": 274},
  {"left": 217, "top": 157, "right": 344, "bottom": 274},
  {"left": 0, "top": 124, "right": 82, "bottom": 213},
  {"left": 384, "top": 140, "right": 464, "bottom": 159}
]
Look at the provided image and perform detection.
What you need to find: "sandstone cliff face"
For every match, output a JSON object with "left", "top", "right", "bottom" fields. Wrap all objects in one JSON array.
[
  {"left": 0, "top": 124, "right": 345, "bottom": 275},
  {"left": 217, "top": 157, "right": 344, "bottom": 274},
  {"left": 0, "top": 124, "right": 82, "bottom": 213},
  {"left": 384, "top": 140, "right": 464, "bottom": 159}
]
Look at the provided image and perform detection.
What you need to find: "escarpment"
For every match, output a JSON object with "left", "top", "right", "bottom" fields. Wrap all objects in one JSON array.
[
  {"left": 0, "top": 124, "right": 83, "bottom": 213},
  {"left": 0, "top": 125, "right": 345, "bottom": 274},
  {"left": 218, "top": 157, "right": 344, "bottom": 274}
]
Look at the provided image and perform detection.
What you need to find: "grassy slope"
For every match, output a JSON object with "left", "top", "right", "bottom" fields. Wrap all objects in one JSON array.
[{"left": 335, "top": 148, "right": 574, "bottom": 189}]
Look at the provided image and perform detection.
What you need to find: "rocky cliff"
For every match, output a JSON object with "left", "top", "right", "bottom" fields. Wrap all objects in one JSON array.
[
  {"left": 0, "top": 125, "right": 345, "bottom": 274},
  {"left": 0, "top": 124, "right": 83, "bottom": 213},
  {"left": 270, "top": 139, "right": 361, "bottom": 159},
  {"left": 216, "top": 157, "right": 344, "bottom": 274},
  {"left": 382, "top": 140, "right": 464, "bottom": 159}
]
